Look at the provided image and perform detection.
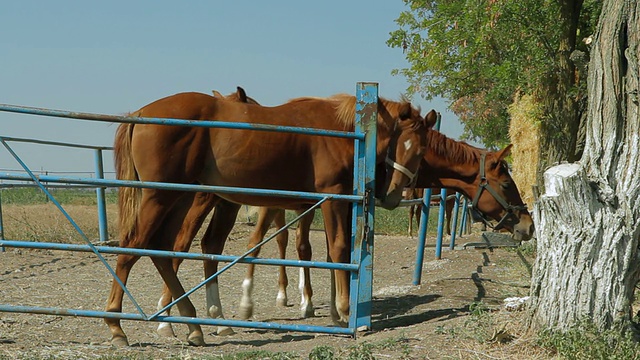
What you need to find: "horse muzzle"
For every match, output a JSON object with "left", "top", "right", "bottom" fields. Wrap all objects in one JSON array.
[
  {"left": 512, "top": 221, "right": 535, "bottom": 242},
  {"left": 377, "top": 186, "right": 404, "bottom": 210}
]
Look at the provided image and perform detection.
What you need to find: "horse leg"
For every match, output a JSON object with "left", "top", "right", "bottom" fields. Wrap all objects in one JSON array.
[
  {"left": 156, "top": 192, "right": 216, "bottom": 338},
  {"left": 150, "top": 255, "right": 205, "bottom": 346},
  {"left": 239, "top": 207, "right": 279, "bottom": 320},
  {"left": 273, "top": 209, "right": 289, "bottom": 308},
  {"left": 201, "top": 199, "right": 241, "bottom": 336},
  {"left": 105, "top": 253, "right": 140, "bottom": 347},
  {"left": 105, "top": 190, "right": 182, "bottom": 347},
  {"left": 321, "top": 201, "right": 352, "bottom": 327},
  {"left": 296, "top": 208, "right": 315, "bottom": 318}
]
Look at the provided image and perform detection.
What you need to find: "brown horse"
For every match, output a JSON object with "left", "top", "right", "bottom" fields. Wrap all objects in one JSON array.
[
  {"left": 110, "top": 88, "right": 428, "bottom": 346},
  {"left": 153, "top": 106, "right": 440, "bottom": 335},
  {"left": 235, "top": 129, "right": 535, "bottom": 321}
]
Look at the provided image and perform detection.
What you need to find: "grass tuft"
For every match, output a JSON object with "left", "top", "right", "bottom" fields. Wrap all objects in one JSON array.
[{"left": 536, "top": 322, "right": 640, "bottom": 360}]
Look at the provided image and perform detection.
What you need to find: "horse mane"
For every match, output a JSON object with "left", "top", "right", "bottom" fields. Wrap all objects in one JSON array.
[
  {"left": 426, "top": 129, "right": 480, "bottom": 165},
  {"left": 286, "top": 94, "right": 412, "bottom": 130}
]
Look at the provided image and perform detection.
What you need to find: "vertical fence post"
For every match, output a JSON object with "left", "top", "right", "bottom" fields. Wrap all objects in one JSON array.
[
  {"left": 0, "top": 190, "right": 4, "bottom": 252},
  {"left": 94, "top": 149, "right": 108, "bottom": 242},
  {"left": 413, "top": 112, "right": 441, "bottom": 285},
  {"left": 449, "top": 192, "right": 461, "bottom": 250},
  {"left": 460, "top": 197, "right": 469, "bottom": 234},
  {"left": 434, "top": 188, "right": 447, "bottom": 259},
  {"left": 412, "top": 188, "right": 432, "bottom": 285},
  {"left": 349, "top": 82, "right": 378, "bottom": 332}
]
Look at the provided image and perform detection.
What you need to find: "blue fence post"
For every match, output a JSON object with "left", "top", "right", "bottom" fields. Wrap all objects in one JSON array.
[
  {"left": 94, "top": 149, "right": 108, "bottom": 242},
  {"left": 449, "top": 192, "right": 461, "bottom": 250},
  {"left": 412, "top": 188, "right": 432, "bottom": 285},
  {"left": 460, "top": 197, "right": 469, "bottom": 234},
  {"left": 0, "top": 190, "right": 4, "bottom": 252},
  {"left": 349, "top": 82, "right": 378, "bottom": 332},
  {"left": 412, "top": 112, "right": 441, "bottom": 285},
  {"left": 434, "top": 188, "right": 447, "bottom": 259}
]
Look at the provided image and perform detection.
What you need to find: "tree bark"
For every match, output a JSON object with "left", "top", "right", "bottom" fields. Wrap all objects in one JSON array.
[
  {"left": 529, "top": 0, "right": 640, "bottom": 333},
  {"left": 535, "top": 0, "right": 583, "bottom": 190}
]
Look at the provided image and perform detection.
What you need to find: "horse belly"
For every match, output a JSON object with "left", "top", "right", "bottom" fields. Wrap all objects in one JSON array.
[{"left": 201, "top": 136, "right": 315, "bottom": 206}]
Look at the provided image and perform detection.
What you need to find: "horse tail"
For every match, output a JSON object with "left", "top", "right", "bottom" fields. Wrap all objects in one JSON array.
[{"left": 114, "top": 120, "right": 140, "bottom": 243}]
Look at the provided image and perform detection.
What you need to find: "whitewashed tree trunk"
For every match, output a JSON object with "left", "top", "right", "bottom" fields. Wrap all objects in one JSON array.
[{"left": 529, "top": 0, "right": 640, "bottom": 332}]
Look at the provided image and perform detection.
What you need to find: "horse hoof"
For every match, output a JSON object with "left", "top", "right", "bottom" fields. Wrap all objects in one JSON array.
[
  {"left": 208, "top": 305, "right": 222, "bottom": 319},
  {"left": 110, "top": 336, "right": 130, "bottom": 347},
  {"left": 187, "top": 334, "right": 206, "bottom": 347},
  {"left": 217, "top": 326, "right": 235, "bottom": 336},
  {"left": 276, "top": 297, "right": 288, "bottom": 307},
  {"left": 330, "top": 312, "right": 349, "bottom": 328},
  {"left": 300, "top": 305, "right": 315, "bottom": 318},
  {"left": 332, "top": 319, "right": 348, "bottom": 328},
  {"left": 238, "top": 304, "right": 254, "bottom": 320},
  {"left": 156, "top": 323, "right": 176, "bottom": 338}
]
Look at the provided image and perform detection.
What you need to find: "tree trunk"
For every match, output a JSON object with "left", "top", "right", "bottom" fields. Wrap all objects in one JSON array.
[
  {"left": 529, "top": 0, "right": 640, "bottom": 333},
  {"left": 535, "top": 0, "right": 583, "bottom": 190}
]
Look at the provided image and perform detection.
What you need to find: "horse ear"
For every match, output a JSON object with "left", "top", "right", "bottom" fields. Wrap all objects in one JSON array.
[
  {"left": 424, "top": 109, "right": 438, "bottom": 128},
  {"left": 399, "top": 102, "right": 412, "bottom": 120},
  {"left": 496, "top": 144, "right": 513, "bottom": 161},
  {"left": 236, "top": 87, "right": 248, "bottom": 103},
  {"left": 212, "top": 90, "right": 224, "bottom": 98}
]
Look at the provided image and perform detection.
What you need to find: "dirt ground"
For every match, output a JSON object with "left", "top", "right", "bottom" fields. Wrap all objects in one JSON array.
[{"left": 0, "top": 220, "right": 541, "bottom": 359}]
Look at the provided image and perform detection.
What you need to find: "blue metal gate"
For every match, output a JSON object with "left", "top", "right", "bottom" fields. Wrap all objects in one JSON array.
[{"left": 0, "top": 82, "right": 379, "bottom": 337}]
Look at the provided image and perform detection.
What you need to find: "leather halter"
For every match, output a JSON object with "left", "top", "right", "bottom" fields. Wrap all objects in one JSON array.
[
  {"left": 383, "top": 118, "right": 420, "bottom": 188},
  {"left": 471, "top": 153, "right": 527, "bottom": 230},
  {"left": 385, "top": 156, "right": 418, "bottom": 184}
]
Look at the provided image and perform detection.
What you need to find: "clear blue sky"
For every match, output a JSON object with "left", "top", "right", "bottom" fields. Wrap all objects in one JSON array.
[{"left": 0, "top": 1, "right": 464, "bottom": 176}]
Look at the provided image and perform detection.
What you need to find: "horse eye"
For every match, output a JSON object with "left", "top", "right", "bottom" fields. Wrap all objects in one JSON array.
[{"left": 501, "top": 182, "right": 511, "bottom": 190}]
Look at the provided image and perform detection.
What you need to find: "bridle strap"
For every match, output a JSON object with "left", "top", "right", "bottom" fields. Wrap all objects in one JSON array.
[
  {"left": 471, "top": 153, "right": 527, "bottom": 230},
  {"left": 385, "top": 156, "right": 417, "bottom": 183}
]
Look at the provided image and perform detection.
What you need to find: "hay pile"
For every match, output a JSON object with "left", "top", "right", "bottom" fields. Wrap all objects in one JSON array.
[{"left": 508, "top": 94, "right": 541, "bottom": 209}]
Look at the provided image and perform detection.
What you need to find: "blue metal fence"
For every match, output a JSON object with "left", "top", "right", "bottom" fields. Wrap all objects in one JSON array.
[{"left": 0, "top": 82, "right": 378, "bottom": 337}]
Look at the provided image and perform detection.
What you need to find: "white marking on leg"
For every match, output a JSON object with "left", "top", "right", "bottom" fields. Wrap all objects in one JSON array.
[
  {"left": 240, "top": 278, "right": 254, "bottom": 308},
  {"left": 206, "top": 282, "right": 234, "bottom": 336},
  {"left": 298, "top": 268, "right": 306, "bottom": 306},
  {"left": 276, "top": 289, "right": 287, "bottom": 306},
  {"left": 298, "top": 268, "right": 314, "bottom": 317},
  {"left": 238, "top": 277, "right": 255, "bottom": 320},
  {"left": 156, "top": 296, "right": 175, "bottom": 336},
  {"left": 206, "top": 282, "right": 223, "bottom": 319}
]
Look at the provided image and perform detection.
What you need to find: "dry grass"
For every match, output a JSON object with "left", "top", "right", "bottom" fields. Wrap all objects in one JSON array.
[
  {"left": 1, "top": 203, "right": 119, "bottom": 243},
  {"left": 508, "top": 94, "right": 541, "bottom": 208}
]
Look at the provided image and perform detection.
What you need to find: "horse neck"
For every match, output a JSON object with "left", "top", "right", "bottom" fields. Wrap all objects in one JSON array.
[
  {"left": 367, "top": 113, "right": 393, "bottom": 162},
  {"left": 418, "top": 131, "right": 481, "bottom": 199}
]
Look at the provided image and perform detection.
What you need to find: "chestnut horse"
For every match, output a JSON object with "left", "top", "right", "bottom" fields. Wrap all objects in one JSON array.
[
  {"left": 110, "top": 89, "right": 428, "bottom": 346},
  {"left": 151, "top": 102, "right": 439, "bottom": 337},
  {"left": 234, "top": 129, "right": 535, "bottom": 321}
]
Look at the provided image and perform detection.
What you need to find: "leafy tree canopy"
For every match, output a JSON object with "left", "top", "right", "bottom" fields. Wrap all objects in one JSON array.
[{"left": 388, "top": 0, "right": 599, "bottom": 148}]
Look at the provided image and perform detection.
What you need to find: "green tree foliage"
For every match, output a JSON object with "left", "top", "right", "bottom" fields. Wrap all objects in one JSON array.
[{"left": 388, "top": 0, "right": 600, "bottom": 150}]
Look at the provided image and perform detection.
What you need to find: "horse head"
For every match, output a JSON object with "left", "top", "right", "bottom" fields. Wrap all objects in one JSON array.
[
  {"left": 471, "top": 145, "right": 535, "bottom": 242},
  {"left": 377, "top": 105, "right": 430, "bottom": 210}
]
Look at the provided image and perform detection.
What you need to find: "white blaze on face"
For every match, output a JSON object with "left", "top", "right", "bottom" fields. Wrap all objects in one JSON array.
[{"left": 403, "top": 139, "right": 413, "bottom": 151}]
